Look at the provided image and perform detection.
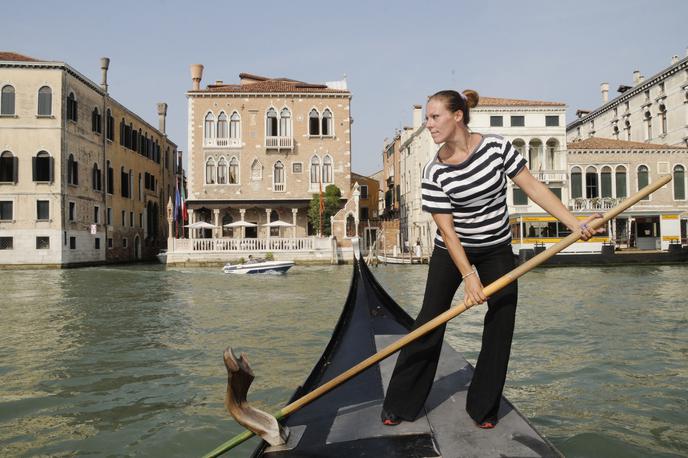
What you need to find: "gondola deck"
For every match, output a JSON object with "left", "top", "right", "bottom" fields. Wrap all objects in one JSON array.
[{"left": 252, "top": 255, "right": 561, "bottom": 457}]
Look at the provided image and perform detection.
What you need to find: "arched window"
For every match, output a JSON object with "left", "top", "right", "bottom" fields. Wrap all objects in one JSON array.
[
  {"left": 0, "top": 151, "right": 17, "bottom": 183},
  {"left": 266, "top": 108, "right": 278, "bottom": 137},
  {"left": 205, "top": 157, "right": 216, "bottom": 184},
  {"left": 309, "top": 109, "right": 320, "bottom": 135},
  {"left": 528, "top": 139, "right": 542, "bottom": 171},
  {"left": 279, "top": 108, "right": 291, "bottom": 137},
  {"left": 1, "top": 85, "right": 15, "bottom": 115},
  {"left": 230, "top": 112, "right": 240, "bottom": 139},
  {"left": 222, "top": 213, "right": 234, "bottom": 237},
  {"left": 323, "top": 155, "right": 333, "bottom": 184},
  {"left": 601, "top": 166, "right": 612, "bottom": 198},
  {"left": 66, "top": 92, "right": 78, "bottom": 121},
  {"left": 204, "top": 112, "right": 215, "bottom": 140},
  {"left": 67, "top": 154, "right": 79, "bottom": 185},
  {"left": 545, "top": 138, "right": 558, "bottom": 169},
  {"left": 92, "top": 163, "right": 102, "bottom": 191},
  {"left": 585, "top": 166, "right": 598, "bottom": 198},
  {"left": 512, "top": 139, "right": 526, "bottom": 157},
  {"left": 570, "top": 166, "right": 582, "bottom": 198},
  {"left": 644, "top": 110, "right": 652, "bottom": 140},
  {"left": 659, "top": 105, "right": 668, "bottom": 135},
  {"left": 322, "top": 109, "right": 332, "bottom": 136},
  {"left": 91, "top": 107, "right": 101, "bottom": 133},
  {"left": 229, "top": 157, "right": 239, "bottom": 184},
  {"left": 615, "top": 166, "right": 627, "bottom": 198},
  {"left": 38, "top": 86, "right": 52, "bottom": 116},
  {"left": 674, "top": 165, "right": 685, "bottom": 200},
  {"left": 217, "top": 112, "right": 228, "bottom": 138},
  {"left": 33, "top": 151, "right": 53, "bottom": 182},
  {"left": 273, "top": 161, "right": 285, "bottom": 191},
  {"left": 217, "top": 157, "right": 227, "bottom": 184},
  {"left": 106, "top": 109, "right": 114, "bottom": 140},
  {"left": 251, "top": 159, "right": 262, "bottom": 181},
  {"left": 346, "top": 214, "right": 356, "bottom": 237},
  {"left": 310, "top": 155, "right": 321, "bottom": 184},
  {"left": 637, "top": 165, "right": 649, "bottom": 200}
]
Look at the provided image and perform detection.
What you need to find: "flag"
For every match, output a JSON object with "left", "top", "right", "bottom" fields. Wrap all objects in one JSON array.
[
  {"left": 181, "top": 179, "right": 188, "bottom": 222},
  {"left": 174, "top": 178, "right": 181, "bottom": 221}
]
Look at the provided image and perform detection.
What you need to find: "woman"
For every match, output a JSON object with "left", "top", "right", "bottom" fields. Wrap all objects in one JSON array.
[{"left": 381, "top": 89, "right": 602, "bottom": 429}]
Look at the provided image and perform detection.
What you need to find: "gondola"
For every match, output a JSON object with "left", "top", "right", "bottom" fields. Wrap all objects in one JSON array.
[{"left": 249, "top": 246, "right": 562, "bottom": 457}]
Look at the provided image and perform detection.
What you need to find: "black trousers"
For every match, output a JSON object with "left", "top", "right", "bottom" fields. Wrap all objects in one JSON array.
[{"left": 382, "top": 242, "right": 518, "bottom": 424}]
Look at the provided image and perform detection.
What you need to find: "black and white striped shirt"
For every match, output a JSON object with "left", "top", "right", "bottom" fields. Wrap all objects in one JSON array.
[{"left": 422, "top": 134, "right": 527, "bottom": 249}]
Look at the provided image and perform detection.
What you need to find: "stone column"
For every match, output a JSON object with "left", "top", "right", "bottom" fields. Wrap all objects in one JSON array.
[
  {"left": 240, "top": 208, "right": 246, "bottom": 239},
  {"left": 213, "top": 209, "right": 220, "bottom": 239},
  {"left": 265, "top": 208, "right": 272, "bottom": 246},
  {"left": 292, "top": 208, "right": 298, "bottom": 238},
  {"left": 188, "top": 209, "right": 195, "bottom": 240}
]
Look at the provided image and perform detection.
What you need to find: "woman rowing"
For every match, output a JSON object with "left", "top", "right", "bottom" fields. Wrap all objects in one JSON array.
[{"left": 381, "top": 89, "right": 603, "bottom": 429}]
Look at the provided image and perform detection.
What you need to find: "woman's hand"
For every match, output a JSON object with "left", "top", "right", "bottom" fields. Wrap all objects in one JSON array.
[
  {"left": 576, "top": 213, "right": 605, "bottom": 241},
  {"left": 462, "top": 273, "right": 487, "bottom": 307}
]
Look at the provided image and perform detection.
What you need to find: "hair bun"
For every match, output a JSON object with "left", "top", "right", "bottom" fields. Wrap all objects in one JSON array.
[{"left": 462, "top": 90, "right": 479, "bottom": 109}]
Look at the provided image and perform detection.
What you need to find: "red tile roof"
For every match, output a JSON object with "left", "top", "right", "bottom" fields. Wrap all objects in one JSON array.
[
  {"left": 568, "top": 137, "right": 688, "bottom": 150},
  {"left": 195, "top": 73, "right": 349, "bottom": 94},
  {"left": 0, "top": 51, "right": 41, "bottom": 62},
  {"left": 477, "top": 96, "right": 565, "bottom": 107}
]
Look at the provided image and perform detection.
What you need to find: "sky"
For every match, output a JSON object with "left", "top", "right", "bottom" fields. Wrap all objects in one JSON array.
[{"left": 3, "top": 0, "right": 687, "bottom": 175}]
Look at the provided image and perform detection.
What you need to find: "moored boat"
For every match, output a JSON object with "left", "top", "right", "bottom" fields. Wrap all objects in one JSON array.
[
  {"left": 249, "top": 250, "right": 561, "bottom": 457},
  {"left": 376, "top": 254, "right": 423, "bottom": 264},
  {"left": 222, "top": 260, "right": 294, "bottom": 275}
]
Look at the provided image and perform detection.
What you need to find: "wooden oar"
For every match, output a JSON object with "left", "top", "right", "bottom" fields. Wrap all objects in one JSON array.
[{"left": 203, "top": 175, "right": 671, "bottom": 457}]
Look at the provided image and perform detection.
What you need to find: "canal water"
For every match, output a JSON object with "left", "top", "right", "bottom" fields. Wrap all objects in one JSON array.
[{"left": 0, "top": 263, "right": 686, "bottom": 457}]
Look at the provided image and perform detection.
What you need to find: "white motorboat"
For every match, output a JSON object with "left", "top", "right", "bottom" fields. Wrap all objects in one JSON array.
[{"left": 222, "top": 259, "right": 294, "bottom": 275}]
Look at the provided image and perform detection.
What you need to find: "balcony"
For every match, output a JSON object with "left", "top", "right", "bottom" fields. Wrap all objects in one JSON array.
[
  {"left": 266, "top": 136, "right": 293, "bottom": 150},
  {"left": 204, "top": 138, "right": 241, "bottom": 148},
  {"left": 571, "top": 197, "right": 621, "bottom": 211},
  {"left": 533, "top": 170, "right": 567, "bottom": 182},
  {"left": 273, "top": 183, "right": 285, "bottom": 192}
]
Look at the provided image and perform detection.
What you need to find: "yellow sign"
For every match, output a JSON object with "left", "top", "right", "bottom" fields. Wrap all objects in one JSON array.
[{"left": 661, "top": 214, "right": 679, "bottom": 220}]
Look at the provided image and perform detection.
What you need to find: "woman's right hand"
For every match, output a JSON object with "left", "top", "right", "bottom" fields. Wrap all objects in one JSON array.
[{"left": 463, "top": 274, "right": 487, "bottom": 307}]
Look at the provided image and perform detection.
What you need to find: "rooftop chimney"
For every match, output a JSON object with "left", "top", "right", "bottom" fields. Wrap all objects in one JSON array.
[
  {"left": 600, "top": 82, "right": 609, "bottom": 103},
  {"left": 672, "top": 55, "right": 679, "bottom": 65},
  {"left": 190, "top": 64, "right": 204, "bottom": 90},
  {"left": 412, "top": 104, "right": 423, "bottom": 129},
  {"left": 633, "top": 70, "right": 641, "bottom": 85},
  {"left": 157, "top": 102, "right": 168, "bottom": 134},
  {"left": 100, "top": 57, "right": 110, "bottom": 92}
]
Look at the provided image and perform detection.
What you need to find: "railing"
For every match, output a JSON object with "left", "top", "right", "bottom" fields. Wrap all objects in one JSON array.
[
  {"left": 274, "top": 183, "right": 285, "bottom": 192},
  {"left": 187, "top": 237, "right": 323, "bottom": 252},
  {"left": 204, "top": 138, "right": 241, "bottom": 148},
  {"left": 265, "top": 136, "right": 293, "bottom": 149},
  {"left": 533, "top": 170, "right": 567, "bottom": 182},
  {"left": 571, "top": 197, "right": 622, "bottom": 210}
]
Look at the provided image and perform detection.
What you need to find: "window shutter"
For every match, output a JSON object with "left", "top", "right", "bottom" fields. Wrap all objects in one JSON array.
[
  {"left": 74, "top": 161, "right": 78, "bottom": 185},
  {"left": 32, "top": 157, "right": 37, "bottom": 181},
  {"left": 12, "top": 157, "right": 18, "bottom": 183},
  {"left": 49, "top": 157, "right": 54, "bottom": 183}
]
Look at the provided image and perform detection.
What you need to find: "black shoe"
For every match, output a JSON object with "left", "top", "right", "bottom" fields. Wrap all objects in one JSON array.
[{"left": 381, "top": 408, "right": 402, "bottom": 426}]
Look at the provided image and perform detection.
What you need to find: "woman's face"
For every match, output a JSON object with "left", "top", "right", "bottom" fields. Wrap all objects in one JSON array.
[{"left": 425, "top": 98, "right": 462, "bottom": 144}]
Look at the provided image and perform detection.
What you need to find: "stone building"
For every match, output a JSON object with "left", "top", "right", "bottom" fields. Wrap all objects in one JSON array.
[
  {"left": 0, "top": 52, "right": 179, "bottom": 267},
  {"left": 567, "top": 52, "right": 688, "bottom": 147}
]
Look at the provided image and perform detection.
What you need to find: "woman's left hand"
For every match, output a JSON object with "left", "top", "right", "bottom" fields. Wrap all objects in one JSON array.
[{"left": 578, "top": 213, "right": 605, "bottom": 241}]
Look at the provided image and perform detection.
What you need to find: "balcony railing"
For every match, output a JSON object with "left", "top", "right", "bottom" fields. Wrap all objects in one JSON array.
[
  {"left": 533, "top": 170, "right": 567, "bottom": 182},
  {"left": 273, "top": 183, "right": 285, "bottom": 192},
  {"left": 204, "top": 138, "right": 242, "bottom": 148},
  {"left": 571, "top": 197, "right": 622, "bottom": 211},
  {"left": 184, "top": 237, "right": 325, "bottom": 252},
  {"left": 266, "top": 136, "right": 293, "bottom": 150}
]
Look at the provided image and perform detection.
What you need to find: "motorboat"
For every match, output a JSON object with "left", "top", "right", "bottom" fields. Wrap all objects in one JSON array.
[{"left": 222, "top": 259, "right": 294, "bottom": 275}]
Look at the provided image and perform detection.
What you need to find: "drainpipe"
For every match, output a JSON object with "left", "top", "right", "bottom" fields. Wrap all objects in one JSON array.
[{"left": 101, "top": 57, "right": 109, "bottom": 263}]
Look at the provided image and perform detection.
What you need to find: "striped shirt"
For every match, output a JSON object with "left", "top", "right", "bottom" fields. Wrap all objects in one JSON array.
[{"left": 422, "top": 134, "right": 527, "bottom": 249}]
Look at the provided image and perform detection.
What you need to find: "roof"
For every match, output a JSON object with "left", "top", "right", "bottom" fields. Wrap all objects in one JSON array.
[
  {"left": 477, "top": 96, "right": 565, "bottom": 107},
  {"left": 567, "top": 137, "right": 688, "bottom": 150},
  {"left": 0, "top": 51, "right": 40, "bottom": 62},
  {"left": 194, "top": 73, "right": 349, "bottom": 94}
]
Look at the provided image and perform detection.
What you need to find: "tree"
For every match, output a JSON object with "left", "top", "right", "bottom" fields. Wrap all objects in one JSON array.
[{"left": 308, "top": 184, "right": 341, "bottom": 236}]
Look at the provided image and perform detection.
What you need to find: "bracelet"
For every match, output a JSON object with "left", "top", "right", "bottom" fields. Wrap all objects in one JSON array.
[{"left": 462, "top": 268, "right": 476, "bottom": 279}]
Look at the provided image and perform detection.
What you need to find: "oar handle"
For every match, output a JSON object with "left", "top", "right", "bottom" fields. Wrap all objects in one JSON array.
[{"left": 204, "top": 174, "right": 671, "bottom": 457}]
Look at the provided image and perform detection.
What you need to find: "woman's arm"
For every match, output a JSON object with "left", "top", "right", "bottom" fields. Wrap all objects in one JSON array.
[
  {"left": 432, "top": 213, "right": 487, "bottom": 306},
  {"left": 511, "top": 167, "right": 601, "bottom": 240}
]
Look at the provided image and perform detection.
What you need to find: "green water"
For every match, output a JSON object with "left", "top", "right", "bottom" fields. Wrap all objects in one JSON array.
[{"left": 0, "top": 264, "right": 686, "bottom": 457}]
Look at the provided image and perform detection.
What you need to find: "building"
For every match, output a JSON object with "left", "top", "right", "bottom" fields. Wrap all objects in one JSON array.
[
  {"left": 0, "top": 52, "right": 179, "bottom": 267},
  {"left": 351, "top": 171, "right": 381, "bottom": 250},
  {"left": 170, "top": 67, "right": 352, "bottom": 263},
  {"left": 567, "top": 52, "right": 688, "bottom": 147},
  {"left": 395, "top": 97, "right": 568, "bottom": 254}
]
